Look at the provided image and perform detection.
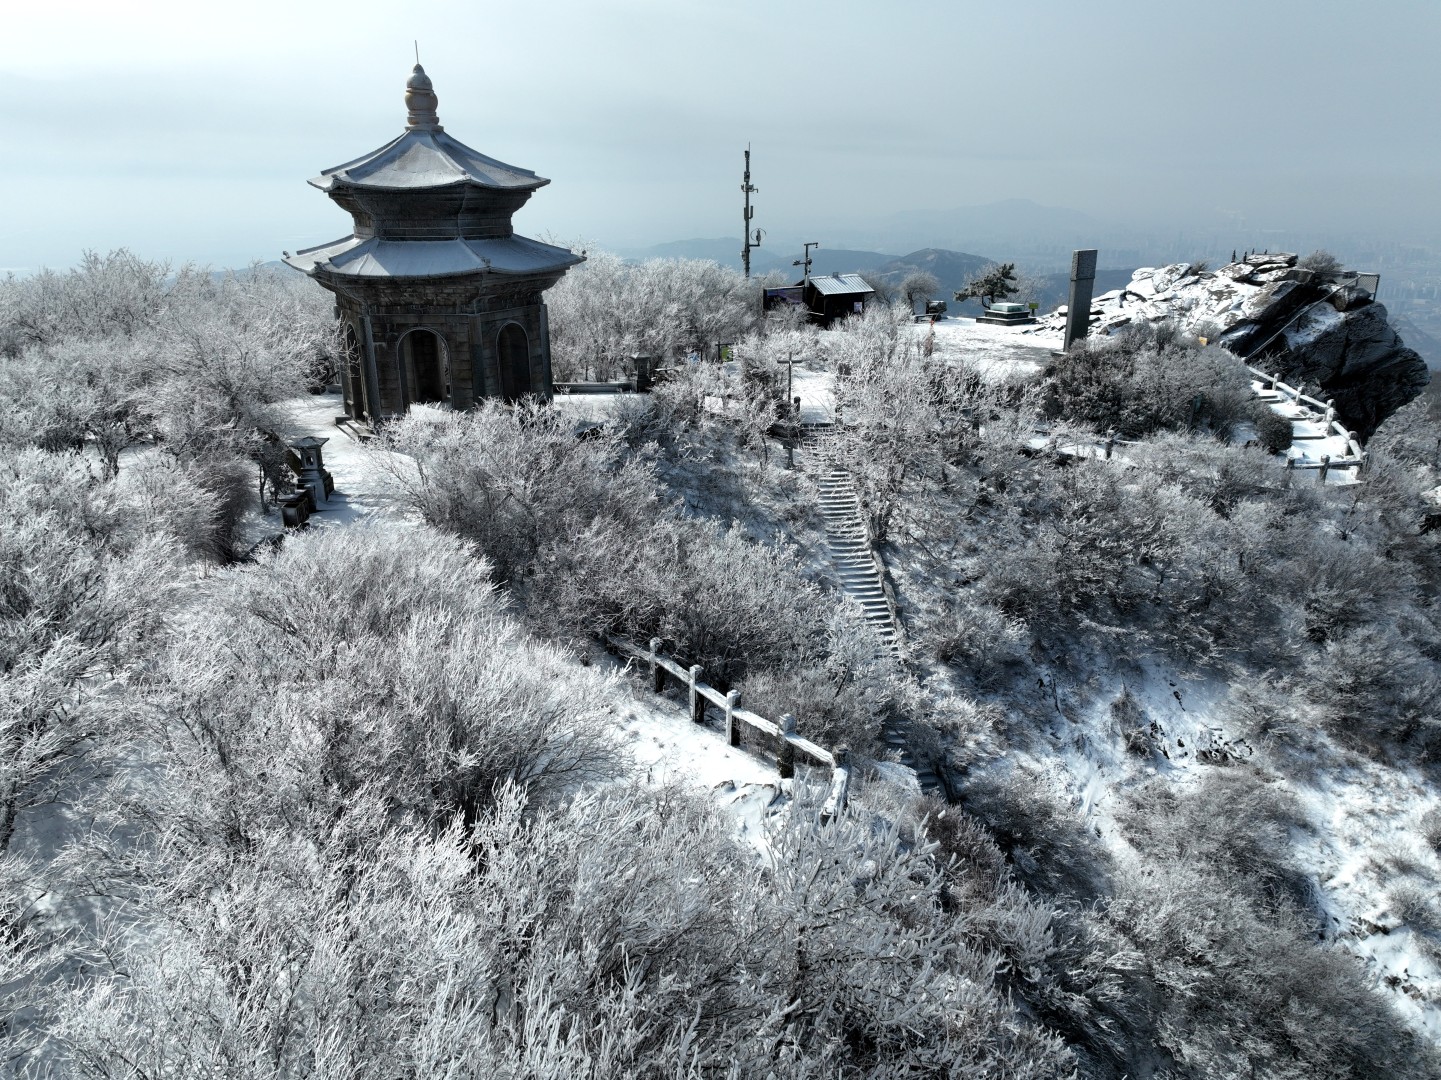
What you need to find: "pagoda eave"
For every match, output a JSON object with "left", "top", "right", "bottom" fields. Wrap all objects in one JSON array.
[{"left": 284, "top": 235, "right": 583, "bottom": 281}]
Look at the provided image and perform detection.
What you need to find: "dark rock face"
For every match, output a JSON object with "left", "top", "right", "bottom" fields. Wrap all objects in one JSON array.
[{"left": 1265, "top": 301, "right": 1430, "bottom": 438}]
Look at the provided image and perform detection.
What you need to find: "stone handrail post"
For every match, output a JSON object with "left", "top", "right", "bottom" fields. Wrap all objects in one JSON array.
[
  {"left": 778, "top": 715, "right": 797, "bottom": 780},
  {"left": 689, "top": 665, "right": 705, "bottom": 723},
  {"left": 726, "top": 689, "right": 742, "bottom": 747}
]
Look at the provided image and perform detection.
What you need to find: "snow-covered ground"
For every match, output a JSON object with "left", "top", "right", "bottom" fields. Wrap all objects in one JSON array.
[
  {"left": 280, "top": 392, "right": 416, "bottom": 530},
  {"left": 922, "top": 315, "right": 1061, "bottom": 378}
]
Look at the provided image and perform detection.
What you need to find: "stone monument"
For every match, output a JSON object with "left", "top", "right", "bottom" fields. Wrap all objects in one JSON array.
[{"left": 1063, "top": 249, "right": 1099, "bottom": 351}]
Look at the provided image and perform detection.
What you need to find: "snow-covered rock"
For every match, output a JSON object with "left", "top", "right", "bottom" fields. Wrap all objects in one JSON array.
[{"left": 1035, "top": 254, "right": 1430, "bottom": 437}]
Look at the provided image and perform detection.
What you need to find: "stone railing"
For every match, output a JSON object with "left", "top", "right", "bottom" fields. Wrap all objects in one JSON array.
[{"left": 603, "top": 632, "right": 852, "bottom": 823}]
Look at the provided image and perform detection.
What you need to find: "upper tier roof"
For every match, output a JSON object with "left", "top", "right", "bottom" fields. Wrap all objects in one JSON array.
[
  {"left": 311, "top": 129, "right": 549, "bottom": 193},
  {"left": 309, "top": 64, "right": 549, "bottom": 193}
]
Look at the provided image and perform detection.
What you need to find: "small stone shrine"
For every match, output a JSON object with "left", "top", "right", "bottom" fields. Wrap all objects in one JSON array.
[{"left": 284, "top": 65, "right": 583, "bottom": 421}]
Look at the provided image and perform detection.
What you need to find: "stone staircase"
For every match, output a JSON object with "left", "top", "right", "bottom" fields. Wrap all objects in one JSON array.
[{"left": 801, "top": 422, "right": 941, "bottom": 795}]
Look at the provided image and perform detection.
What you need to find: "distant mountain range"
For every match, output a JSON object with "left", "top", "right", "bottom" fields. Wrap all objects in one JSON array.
[{"left": 613, "top": 238, "right": 1135, "bottom": 315}]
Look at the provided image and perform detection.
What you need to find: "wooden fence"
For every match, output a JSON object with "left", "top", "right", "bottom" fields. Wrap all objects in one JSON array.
[
  {"left": 1248, "top": 366, "right": 1368, "bottom": 477},
  {"left": 603, "top": 633, "right": 852, "bottom": 823}
]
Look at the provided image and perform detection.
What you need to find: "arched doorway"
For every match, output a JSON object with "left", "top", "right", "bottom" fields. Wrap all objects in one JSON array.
[
  {"left": 402, "top": 329, "right": 448, "bottom": 405},
  {"left": 497, "top": 323, "right": 531, "bottom": 403},
  {"left": 343, "top": 324, "right": 366, "bottom": 419}
]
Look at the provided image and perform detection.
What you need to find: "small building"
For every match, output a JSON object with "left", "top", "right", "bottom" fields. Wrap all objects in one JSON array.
[
  {"left": 801, "top": 274, "right": 875, "bottom": 327},
  {"left": 284, "top": 65, "right": 583, "bottom": 421}
]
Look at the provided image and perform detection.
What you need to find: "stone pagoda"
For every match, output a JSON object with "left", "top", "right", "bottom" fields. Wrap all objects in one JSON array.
[{"left": 284, "top": 65, "right": 582, "bottom": 421}]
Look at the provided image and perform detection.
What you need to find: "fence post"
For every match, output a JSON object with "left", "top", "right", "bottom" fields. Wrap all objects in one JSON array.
[
  {"left": 778, "top": 714, "right": 796, "bottom": 780},
  {"left": 1104, "top": 432, "right": 1115, "bottom": 460},
  {"left": 1318, "top": 454, "right": 1330, "bottom": 484},
  {"left": 689, "top": 665, "right": 705, "bottom": 724},
  {"left": 650, "top": 638, "right": 665, "bottom": 692},
  {"left": 820, "top": 746, "right": 851, "bottom": 824},
  {"left": 726, "top": 690, "right": 741, "bottom": 747},
  {"left": 1325, "top": 400, "right": 1335, "bottom": 424},
  {"left": 1284, "top": 455, "right": 1295, "bottom": 486}
]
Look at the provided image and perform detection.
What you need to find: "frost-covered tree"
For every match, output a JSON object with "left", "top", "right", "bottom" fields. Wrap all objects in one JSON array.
[
  {"left": 546, "top": 252, "right": 761, "bottom": 381},
  {"left": 956, "top": 262, "right": 1019, "bottom": 309}
]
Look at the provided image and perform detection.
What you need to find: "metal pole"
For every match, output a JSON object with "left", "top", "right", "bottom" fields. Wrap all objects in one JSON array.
[
  {"left": 793, "top": 242, "right": 819, "bottom": 285},
  {"left": 741, "top": 146, "right": 759, "bottom": 279}
]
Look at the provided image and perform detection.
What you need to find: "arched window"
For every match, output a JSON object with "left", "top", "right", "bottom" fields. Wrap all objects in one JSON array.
[
  {"left": 497, "top": 323, "right": 531, "bottom": 402},
  {"left": 402, "top": 329, "right": 448, "bottom": 405}
]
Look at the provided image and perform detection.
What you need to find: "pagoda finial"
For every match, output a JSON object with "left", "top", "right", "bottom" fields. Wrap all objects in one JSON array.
[{"left": 405, "top": 63, "right": 442, "bottom": 131}]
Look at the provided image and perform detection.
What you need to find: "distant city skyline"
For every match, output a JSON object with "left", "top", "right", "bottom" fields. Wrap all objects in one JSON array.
[{"left": 4, "top": 0, "right": 1440, "bottom": 273}]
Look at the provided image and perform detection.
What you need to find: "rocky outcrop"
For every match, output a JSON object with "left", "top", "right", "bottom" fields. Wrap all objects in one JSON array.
[{"left": 1034, "top": 254, "right": 1430, "bottom": 438}]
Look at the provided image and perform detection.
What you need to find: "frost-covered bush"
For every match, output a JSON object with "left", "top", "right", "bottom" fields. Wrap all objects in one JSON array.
[
  {"left": 1251, "top": 399, "right": 1296, "bottom": 454},
  {"left": 1044, "top": 322, "right": 1253, "bottom": 438},
  {"left": 385, "top": 402, "right": 834, "bottom": 689},
  {"left": 957, "top": 763, "right": 1111, "bottom": 901},
  {"left": 1302, "top": 623, "right": 1441, "bottom": 756},
  {"left": 0, "top": 451, "right": 180, "bottom": 854},
  {"left": 917, "top": 590, "right": 1028, "bottom": 683},
  {"left": 382, "top": 400, "right": 660, "bottom": 586},
  {"left": 735, "top": 610, "right": 896, "bottom": 756},
  {"left": 0, "top": 253, "right": 335, "bottom": 534},
  {"left": 52, "top": 776, "right": 1078, "bottom": 1077},
  {"left": 137, "top": 526, "right": 623, "bottom": 846}
]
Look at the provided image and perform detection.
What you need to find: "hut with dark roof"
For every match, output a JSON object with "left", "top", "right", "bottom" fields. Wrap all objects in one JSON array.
[
  {"left": 800, "top": 274, "right": 875, "bottom": 327},
  {"left": 284, "top": 65, "right": 582, "bottom": 422}
]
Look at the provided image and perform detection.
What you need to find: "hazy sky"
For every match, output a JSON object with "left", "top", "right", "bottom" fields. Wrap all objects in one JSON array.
[{"left": 3, "top": 0, "right": 1439, "bottom": 272}]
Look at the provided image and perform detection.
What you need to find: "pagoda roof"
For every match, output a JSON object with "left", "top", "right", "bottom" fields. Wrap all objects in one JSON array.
[
  {"left": 310, "top": 128, "right": 549, "bottom": 193},
  {"left": 308, "top": 65, "right": 547, "bottom": 193},
  {"left": 283, "top": 233, "right": 583, "bottom": 280}
]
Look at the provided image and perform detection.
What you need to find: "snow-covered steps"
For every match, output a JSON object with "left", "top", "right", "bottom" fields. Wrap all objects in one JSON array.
[
  {"left": 800, "top": 421, "right": 940, "bottom": 795},
  {"left": 799, "top": 424, "right": 905, "bottom": 649}
]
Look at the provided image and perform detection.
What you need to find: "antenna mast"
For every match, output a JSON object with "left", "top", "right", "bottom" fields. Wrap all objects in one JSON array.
[
  {"left": 741, "top": 146, "right": 762, "bottom": 278},
  {"left": 794, "top": 241, "right": 819, "bottom": 285}
]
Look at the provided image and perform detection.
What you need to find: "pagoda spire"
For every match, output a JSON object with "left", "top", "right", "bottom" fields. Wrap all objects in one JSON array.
[{"left": 405, "top": 64, "right": 442, "bottom": 131}]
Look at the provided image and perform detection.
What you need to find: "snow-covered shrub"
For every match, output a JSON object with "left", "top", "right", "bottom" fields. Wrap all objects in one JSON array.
[
  {"left": 1388, "top": 881, "right": 1441, "bottom": 962},
  {"left": 1251, "top": 399, "right": 1295, "bottom": 454},
  {"left": 746, "top": 789, "right": 1075, "bottom": 1077},
  {"left": 1120, "top": 770, "right": 1315, "bottom": 914},
  {"left": 650, "top": 522, "right": 829, "bottom": 688},
  {"left": 0, "top": 450, "right": 178, "bottom": 855},
  {"left": 1096, "top": 856, "right": 1436, "bottom": 1079},
  {"left": 1043, "top": 323, "right": 1253, "bottom": 439},
  {"left": 735, "top": 609, "right": 895, "bottom": 756},
  {"left": 138, "top": 525, "right": 623, "bottom": 846},
  {"left": 382, "top": 401, "right": 660, "bottom": 589},
  {"left": 958, "top": 763, "right": 1111, "bottom": 901},
  {"left": 1421, "top": 807, "right": 1441, "bottom": 853},
  {"left": 1297, "top": 249, "right": 1344, "bottom": 276},
  {"left": 1302, "top": 622, "right": 1441, "bottom": 756},
  {"left": 917, "top": 590, "right": 1028, "bottom": 683},
  {"left": 386, "top": 403, "right": 835, "bottom": 688}
]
